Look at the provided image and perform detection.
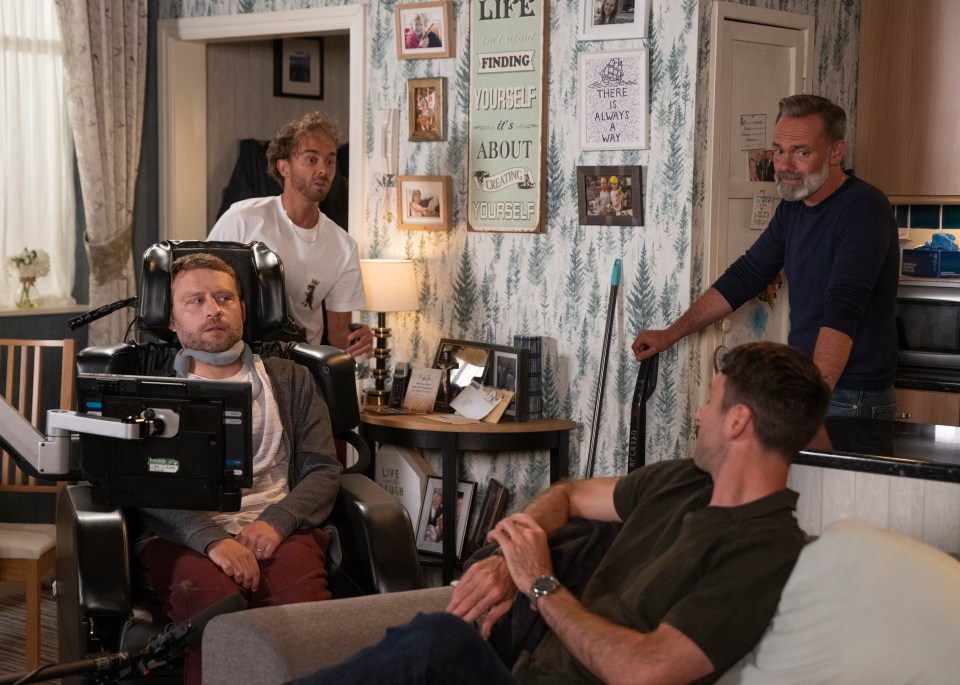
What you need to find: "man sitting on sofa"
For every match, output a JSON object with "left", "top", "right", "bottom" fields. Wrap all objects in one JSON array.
[
  {"left": 287, "top": 341, "right": 830, "bottom": 685},
  {"left": 136, "top": 253, "right": 342, "bottom": 685}
]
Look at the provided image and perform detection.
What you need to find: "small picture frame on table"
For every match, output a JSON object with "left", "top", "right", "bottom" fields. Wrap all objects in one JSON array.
[
  {"left": 396, "top": 1, "right": 454, "bottom": 60},
  {"left": 397, "top": 175, "right": 452, "bottom": 231},
  {"left": 408, "top": 77, "right": 445, "bottom": 142},
  {"left": 432, "top": 338, "right": 491, "bottom": 409},
  {"left": 578, "top": 0, "right": 648, "bottom": 41},
  {"left": 416, "top": 477, "right": 477, "bottom": 559},
  {"left": 273, "top": 37, "right": 324, "bottom": 99},
  {"left": 577, "top": 165, "right": 644, "bottom": 227},
  {"left": 487, "top": 344, "right": 529, "bottom": 422}
]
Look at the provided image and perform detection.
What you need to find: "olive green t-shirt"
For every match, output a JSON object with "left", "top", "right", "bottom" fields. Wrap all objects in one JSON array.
[{"left": 513, "top": 459, "right": 806, "bottom": 685}]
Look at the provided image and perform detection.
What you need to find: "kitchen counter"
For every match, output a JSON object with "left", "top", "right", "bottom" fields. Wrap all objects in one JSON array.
[
  {"left": 895, "top": 365, "right": 960, "bottom": 393},
  {"left": 797, "top": 417, "right": 960, "bottom": 483}
]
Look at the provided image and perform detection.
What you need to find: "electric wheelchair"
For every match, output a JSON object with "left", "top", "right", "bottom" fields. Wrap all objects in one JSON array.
[{"left": 54, "top": 241, "right": 421, "bottom": 684}]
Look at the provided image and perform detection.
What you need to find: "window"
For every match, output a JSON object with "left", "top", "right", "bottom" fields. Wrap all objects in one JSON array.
[{"left": 0, "top": 0, "right": 76, "bottom": 308}]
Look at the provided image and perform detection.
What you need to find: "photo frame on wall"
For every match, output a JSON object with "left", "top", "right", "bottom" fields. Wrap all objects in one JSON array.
[
  {"left": 397, "top": 175, "right": 452, "bottom": 231},
  {"left": 395, "top": 1, "right": 454, "bottom": 60},
  {"left": 408, "top": 77, "right": 445, "bottom": 142},
  {"left": 273, "top": 37, "right": 324, "bottom": 99},
  {"left": 579, "top": 49, "right": 649, "bottom": 150},
  {"left": 487, "top": 344, "right": 529, "bottom": 422},
  {"left": 416, "top": 477, "right": 477, "bottom": 559},
  {"left": 577, "top": 165, "right": 644, "bottom": 226},
  {"left": 579, "top": 0, "right": 648, "bottom": 41}
]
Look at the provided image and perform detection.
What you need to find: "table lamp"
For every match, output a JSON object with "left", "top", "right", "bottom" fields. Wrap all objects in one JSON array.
[{"left": 360, "top": 259, "right": 419, "bottom": 405}]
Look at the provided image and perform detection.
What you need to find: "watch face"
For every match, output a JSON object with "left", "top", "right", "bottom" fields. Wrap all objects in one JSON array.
[{"left": 533, "top": 575, "right": 560, "bottom": 596}]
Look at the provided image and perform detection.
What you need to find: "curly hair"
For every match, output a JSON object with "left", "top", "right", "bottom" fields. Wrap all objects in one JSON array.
[{"left": 265, "top": 110, "right": 342, "bottom": 187}]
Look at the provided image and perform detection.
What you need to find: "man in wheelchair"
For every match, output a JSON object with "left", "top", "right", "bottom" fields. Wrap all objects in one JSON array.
[{"left": 136, "top": 252, "right": 341, "bottom": 685}]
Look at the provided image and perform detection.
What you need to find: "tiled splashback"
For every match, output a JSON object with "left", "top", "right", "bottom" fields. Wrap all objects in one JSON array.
[{"left": 894, "top": 204, "right": 960, "bottom": 230}]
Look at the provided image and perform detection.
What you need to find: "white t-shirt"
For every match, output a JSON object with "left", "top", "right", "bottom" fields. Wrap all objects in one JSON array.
[{"left": 209, "top": 195, "right": 366, "bottom": 345}]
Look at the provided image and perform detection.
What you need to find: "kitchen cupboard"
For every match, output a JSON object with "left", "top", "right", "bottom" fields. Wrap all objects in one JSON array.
[
  {"left": 855, "top": 0, "right": 960, "bottom": 201},
  {"left": 894, "top": 388, "right": 960, "bottom": 426}
]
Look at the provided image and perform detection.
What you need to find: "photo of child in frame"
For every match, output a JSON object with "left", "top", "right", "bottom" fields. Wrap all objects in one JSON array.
[
  {"left": 406, "top": 185, "right": 441, "bottom": 220},
  {"left": 414, "top": 85, "right": 438, "bottom": 135},
  {"left": 584, "top": 173, "right": 634, "bottom": 217}
]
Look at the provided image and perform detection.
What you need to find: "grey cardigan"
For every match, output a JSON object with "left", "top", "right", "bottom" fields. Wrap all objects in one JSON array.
[{"left": 137, "top": 356, "right": 341, "bottom": 554}]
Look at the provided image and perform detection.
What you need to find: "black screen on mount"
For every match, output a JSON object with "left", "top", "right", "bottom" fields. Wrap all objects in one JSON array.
[{"left": 76, "top": 373, "right": 253, "bottom": 511}]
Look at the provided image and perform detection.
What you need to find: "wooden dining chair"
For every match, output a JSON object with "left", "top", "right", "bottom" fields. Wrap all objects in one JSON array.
[{"left": 0, "top": 338, "right": 77, "bottom": 669}]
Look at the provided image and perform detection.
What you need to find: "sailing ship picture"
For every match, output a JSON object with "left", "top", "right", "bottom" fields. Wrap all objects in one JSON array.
[{"left": 579, "top": 49, "right": 648, "bottom": 150}]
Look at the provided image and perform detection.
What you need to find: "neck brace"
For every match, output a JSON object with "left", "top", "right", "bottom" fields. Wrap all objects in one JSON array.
[{"left": 173, "top": 341, "right": 263, "bottom": 397}]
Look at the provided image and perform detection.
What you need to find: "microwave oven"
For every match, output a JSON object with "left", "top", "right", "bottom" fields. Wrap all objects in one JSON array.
[{"left": 896, "top": 280, "right": 960, "bottom": 369}]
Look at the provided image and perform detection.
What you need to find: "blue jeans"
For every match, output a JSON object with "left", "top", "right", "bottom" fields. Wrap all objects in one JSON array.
[
  {"left": 827, "top": 386, "right": 896, "bottom": 420},
  {"left": 285, "top": 612, "right": 518, "bottom": 685}
]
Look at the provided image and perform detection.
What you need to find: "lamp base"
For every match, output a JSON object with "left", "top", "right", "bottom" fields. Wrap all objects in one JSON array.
[{"left": 364, "top": 388, "right": 391, "bottom": 406}]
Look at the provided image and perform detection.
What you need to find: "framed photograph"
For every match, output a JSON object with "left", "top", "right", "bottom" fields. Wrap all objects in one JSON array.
[
  {"left": 397, "top": 175, "right": 452, "bottom": 231},
  {"left": 579, "top": 0, "right": 648, "bottom": 41},
  {"left": 395, "top": 1, "right": 454, "bottom": 60},
  {"left": 408, "top": 77, "right": 445, "bottom": 142},
  {"left": 416, "top": 477, "right": 477, "bottom": 559},
  {"left": 579, "top": 49, "right": 649, "bottom": 150},
  {"left": 577, "top": 165, "right": 644, "bottom": 226},
  {"left": 432, "top": 338, "right": 491, "bottom": 408},
  {"left": 487, "top": 344, "right": 529, "bottom": 422},
  {"left": 470, "top": 478, "right": 509, "bottom": 553},
  {"left": 273, "top": 37, "right": 324, "bottom": 99}
]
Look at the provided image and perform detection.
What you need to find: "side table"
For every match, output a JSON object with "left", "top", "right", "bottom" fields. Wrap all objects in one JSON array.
[{"left": 359, "top": 412, "right": 577, "bottom": 585}]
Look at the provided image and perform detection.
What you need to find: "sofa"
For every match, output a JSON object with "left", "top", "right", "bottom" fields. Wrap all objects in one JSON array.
[{"left": 203, "top": 519, "right": 960, "bottom": 685}]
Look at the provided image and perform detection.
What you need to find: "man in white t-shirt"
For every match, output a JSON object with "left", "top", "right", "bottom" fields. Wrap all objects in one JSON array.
[{"left": 209, "top": 111, "right": 373, "bottom": 357}]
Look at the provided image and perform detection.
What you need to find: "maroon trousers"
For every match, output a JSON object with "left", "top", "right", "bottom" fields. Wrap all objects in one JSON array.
[{"left": 140, "top": 528, "right": 331, "bottom": 685}]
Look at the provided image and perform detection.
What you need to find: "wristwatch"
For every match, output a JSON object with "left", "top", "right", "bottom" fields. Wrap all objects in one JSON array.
[{"left": 529, "top": 575, "right": 561, "bottom": 612}]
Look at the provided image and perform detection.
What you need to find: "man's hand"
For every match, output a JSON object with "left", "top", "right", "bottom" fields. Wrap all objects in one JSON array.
[
  {"left": 632, "top": 329, "right": 673, "bottom": 361},
  {"left": 206, "top": 538, "right": 262, "bottom": 591},
  {"left": 488, "top": 513, "right": 554, "bottom": 602},
  {"left": 446, "top": 553, "right": 516, "bottom": 638},
  {"left": 235, "top": 520, "right": 282, "bottom": 560},
  {"left": 345, "top": 323, "right": 373, "bottom": 358}
]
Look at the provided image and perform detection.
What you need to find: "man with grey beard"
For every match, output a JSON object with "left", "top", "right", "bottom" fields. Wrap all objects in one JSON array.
[{"left": 633, "top": 94, "right": 899, "bottom": 419}]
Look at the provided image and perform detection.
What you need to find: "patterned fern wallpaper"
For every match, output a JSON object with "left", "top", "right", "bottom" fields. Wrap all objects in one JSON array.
[{"left": 163, "top": 0, "right": 860, "bottom": 513}]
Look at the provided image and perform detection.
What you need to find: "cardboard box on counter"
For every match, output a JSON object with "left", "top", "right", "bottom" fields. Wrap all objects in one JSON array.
[{"left": 901, "top": 249, "right": 960, "bottom": 278}]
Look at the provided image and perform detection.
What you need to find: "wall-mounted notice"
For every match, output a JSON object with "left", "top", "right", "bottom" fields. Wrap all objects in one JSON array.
[
  {"left": 579, "top": 49, "right": 649, "bottom": 151},
  {"left": 468, "top": 0, "right": 548, "bottom": 233},
  {"left": 740, "top": 114, "right": 767, "bottom": 150}
]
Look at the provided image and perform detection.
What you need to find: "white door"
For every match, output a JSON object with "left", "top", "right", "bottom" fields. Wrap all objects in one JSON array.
[{"left": 702, "top": 3, "right": 813, "bottom": 392}]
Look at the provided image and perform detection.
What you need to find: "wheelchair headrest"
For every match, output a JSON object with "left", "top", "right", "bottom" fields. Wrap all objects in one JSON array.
[{"left": 138, "top": 240, "right": 288, "bottom": 344}]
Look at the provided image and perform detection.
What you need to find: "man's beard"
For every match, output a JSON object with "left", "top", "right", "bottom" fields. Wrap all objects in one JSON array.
[
  {"left": 776, "top": 158, "right": 830, "bottom": 201},
  {"left": 173, "top": 318, "right": 243, "bottom": 354},
  {"left": 290, "top": 170, "right": 330, "bottom": 203}
]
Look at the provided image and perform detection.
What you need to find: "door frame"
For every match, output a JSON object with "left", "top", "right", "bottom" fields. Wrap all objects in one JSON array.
[
  {"left": 701, "top": 1, "right": 813, "bottom": 397},
  {"left": 157, "top": 5, "right": 367, "bottom": 245}
]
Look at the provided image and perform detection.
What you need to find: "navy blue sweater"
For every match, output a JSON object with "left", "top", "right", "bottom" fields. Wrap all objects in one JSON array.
[{"left": 713, "top": 176, "right": 899, "bottom": 391}]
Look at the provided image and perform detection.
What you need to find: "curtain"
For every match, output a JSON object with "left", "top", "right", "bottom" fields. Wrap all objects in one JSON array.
[
  {"left": 0, "top": 0, "right": 76, "bottom": 307},
  {"left": 55, "top": 0, "right": 146, "bottom": 345}
]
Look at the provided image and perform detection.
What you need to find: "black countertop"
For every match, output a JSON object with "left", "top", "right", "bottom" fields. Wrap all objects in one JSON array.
[
  {"left": 797, "top": 417, "right": 960, "bottom": 483},
  {"left": 895, "top": 366, "right": 960, "bottom": 393}
]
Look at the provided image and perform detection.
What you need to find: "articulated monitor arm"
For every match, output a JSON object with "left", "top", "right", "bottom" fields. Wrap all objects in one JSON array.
[{"left": 0, "top": 395, "right": 178, "bottom": 482}]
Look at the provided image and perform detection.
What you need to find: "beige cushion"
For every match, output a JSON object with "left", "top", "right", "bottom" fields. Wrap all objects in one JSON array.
[
  {"left": 0, "top": 523, "right": 56, "bottom": 559},
  {"left": 719, "top": 518, "right": 960, "bottom": 685}
]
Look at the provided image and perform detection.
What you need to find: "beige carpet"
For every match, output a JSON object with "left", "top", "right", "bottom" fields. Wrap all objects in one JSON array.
[{"left": 0, "top": 581, "right": 59, "bottom": 683}]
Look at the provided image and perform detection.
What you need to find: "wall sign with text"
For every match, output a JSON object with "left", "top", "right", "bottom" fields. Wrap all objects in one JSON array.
[
  {"left": 579, "top": 49, "right": 648, "bottom": 151},
  {"left": 468, "top": 0, "right": 548, "bottom": 233}
]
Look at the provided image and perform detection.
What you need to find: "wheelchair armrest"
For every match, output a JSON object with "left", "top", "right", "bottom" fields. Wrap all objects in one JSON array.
[
  {"left": 265, "top": 342, "right": 359, "bottom": 438},
  {"left": 330, "top": 473, "right": 422, "bottom": 595}
]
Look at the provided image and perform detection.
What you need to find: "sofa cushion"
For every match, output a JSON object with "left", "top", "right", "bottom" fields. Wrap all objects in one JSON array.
[
  {"left": 718, "top": 518, "right": 960, "bottom": 684},
  {"left": 203, "top": 586, "right": 454, "bottom": 685}
]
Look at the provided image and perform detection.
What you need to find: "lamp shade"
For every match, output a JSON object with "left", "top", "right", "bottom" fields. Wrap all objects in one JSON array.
[{"left": 360, "top": 259, "right": 419, "bottom": 313}]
